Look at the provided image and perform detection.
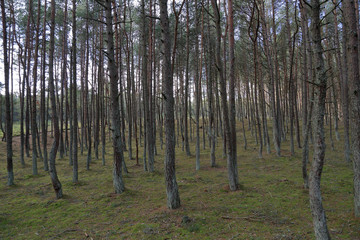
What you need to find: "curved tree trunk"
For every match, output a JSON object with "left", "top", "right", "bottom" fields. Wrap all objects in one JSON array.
[
  {"left": 212, "top": 0, "right": 238, "bottom": 191},
  {"left": 48, "top": 0, "right": 63, "bottom": 199},
  {"left": 309, "top": 0, "right": 330, "bottom": 238}
]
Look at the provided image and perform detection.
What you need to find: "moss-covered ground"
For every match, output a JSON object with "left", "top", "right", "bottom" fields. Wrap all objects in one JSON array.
[{"left": 0, "top": 124, "right": 359, "bottom": 239}]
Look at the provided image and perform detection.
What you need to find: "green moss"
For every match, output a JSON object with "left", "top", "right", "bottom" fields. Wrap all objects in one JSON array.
[{"left": 0, "top": 123, "right": 359, "bottom": 239}]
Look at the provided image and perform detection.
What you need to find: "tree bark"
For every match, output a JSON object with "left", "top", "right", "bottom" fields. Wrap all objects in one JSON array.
[
  {"left": 249, "top": 1, "right": 262, "bottom": 158},
  {"left": 160, "top": 0, "right": 181, "bottom": 209},
  {"left": 104, "top": 0, "right": 125, "bottom": 194},
  {"left": 41, "top": 0, "right": 49, "bottom": 172},
  {"left": 48, "top": 0, "right": 63, "bottom": 199},
  {"left": 59, "top": 0, "right": 68, "bottom": 159},
  {"left": 30, "top": 0, "right": 42, "bottom": 175},
  {"left": 184, "top": 0, "right": 191, "bottom": 156},
  {"left": 308, "top": 0, "right": 331, "bottom": 238},
  {"left": 344, "top": 0, "right": 360, "bottom": 217},
  {"left": 1, "top": 0, "right": 14, "bottom": 185},
  {"left": 212, "top": 0, "right": 238, "bottom": 191},
  {"left": 72, "top": 0, "right": 78, "bottom": 183},
  {"left": 85, "top": 0, "right": 91, "bottom": 170}
]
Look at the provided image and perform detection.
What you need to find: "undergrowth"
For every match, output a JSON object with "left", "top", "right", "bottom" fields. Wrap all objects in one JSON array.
[{"left": 0, "top": 124, "right": 359, "bottom": 239}]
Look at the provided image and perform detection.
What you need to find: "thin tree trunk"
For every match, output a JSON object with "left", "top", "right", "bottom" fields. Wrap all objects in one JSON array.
[
  {"left": 249, "top": 1, "right": 262, "bottom": 158},
  {"left": 300, "top": 1, "right": 309, "bottom": 188},
  {"left": 194, "top": 0, "right": 201, "bottom": 171},
  {"left": 184, "top": 0, "right": 191, "bottom": 156},
  {"left": 41, "top": 0, "right": 48, "bottom": 171},
  {"left": 227, "top": 0, "right": 238, "bottom": 185},
  {"left": 31, "top": 0, "right": 42, "bottom": 175},
  {"left": 72, "top": 0, "right": 78, "bottom": 183},
  {"left": 340, "top": 5, "right": 351, "bottom": 163},
  {"left": 86, "top": 0, "right": 91, "bottom": 170},
  {"left": 1, "top": 0, "right": 14, "bottom": 185},
  {"left": 59, "top": 0, "right": 68, "bottom": 159},
  {"left": 146, "top": 0, "right": 155, "bottom": 172},
  {"left": 124, "top": 0, "right": 133, "bottom": 161},
  {"left": 259, "top": 0, "right": 281, "bottom": 157},
  {"left": 20, "top": 0, "right": 33, "bottom": 167},
  {"left": 48, "top": 0, "right": 63, "bottom": 199}
]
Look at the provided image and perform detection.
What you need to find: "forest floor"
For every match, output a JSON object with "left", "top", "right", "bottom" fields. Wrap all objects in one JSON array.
[{"left": 0, "top": 125, "right": 359, "bottom": 239}]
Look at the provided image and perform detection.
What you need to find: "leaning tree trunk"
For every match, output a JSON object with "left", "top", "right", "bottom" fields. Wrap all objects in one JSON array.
[
  {"left": 308, "top": 0, "right": 331, "bottom": 238},
  {"left": 344, "top": 0, "right": 360, "bottom": 217},
  {"left": 48, "top": 0, "right": 63, "bottom": 199},
  {"left": 160, "top": 0, "right": 181, "bottom": 209}
]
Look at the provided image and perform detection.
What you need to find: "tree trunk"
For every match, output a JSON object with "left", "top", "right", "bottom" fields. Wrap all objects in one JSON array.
[
  {"left": 344, "top": 0, "right": 360, "bottom": 218},
  {"left": 31, "top": 0, "right": 41, "bottom": 175},
  {"left": 259, "top": 0, "right": 281, "bottom": 157},
  {"left": 1, "top": 0, "right": 14, "bottom": 185},
  {"left": 194, "top": 0, "right": 201, "bottom": 170},
  {"left": 309, "top": 0, "right": 331, "bottom": 238},
  {"left": 160, "top": 0, "right": 181, "bottom": 209},
  {"left": 104, "top": 0, "right": 125, "bottom": 194},
  {"left": 227, "top": 0, "right": 238, "bottom": 184},
  {"left": 341, "top": 7, "right": 351, "bottom": 163},
  {"left": 48, "top": 0, "right": 63, "bottom": 199},
  {"left": 59, "top": 0, "right": 68, "bottom": 159},
  {"left": 212, "top": 0, "right": 238, "bottom": 191},
  {"left": 184, "top": 0, "right": 191, "bottom": 156},
  {"left": 85, "top": 0, "right": 91, "bottom": 170},
  {"left": 205, "top": 0, "right": 216, "bottom": 166},
  {"left": 72, "top": 0, "right": 78, "bottom": 183},
  {"left": 271, "top": 0, "right": 282, "bottom": 156},
  {"left": 146, "top": 0, "right": 155, "bottom": 172},
  {"left": 41, "top": 0, "right": 49, "bottom": 171},
  {"left": 249, "top": 1, "right": 262, "bottom": 158}
]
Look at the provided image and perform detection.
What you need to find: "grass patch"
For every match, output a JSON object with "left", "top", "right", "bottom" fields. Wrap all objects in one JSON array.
[{"left": 0, "top": 123, "right": 359, "bottom": 239}]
